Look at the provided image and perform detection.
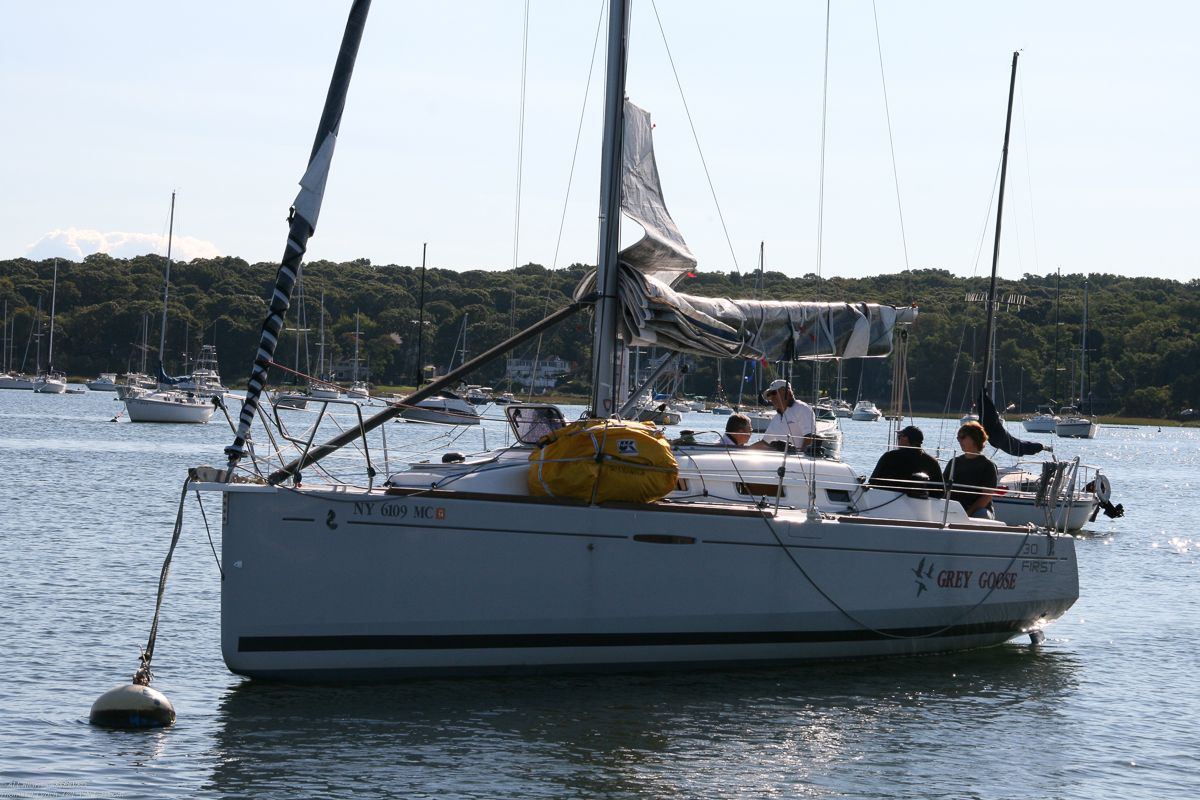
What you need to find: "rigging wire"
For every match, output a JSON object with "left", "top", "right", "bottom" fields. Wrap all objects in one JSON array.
[
  {"left": 526, "top": 0, "right": 607, "bottom": 402},
  {"left": 647, "top": 0, "right": 744, "bottom": 288},
  {"left": 807, "top": 0, "right": 833, "bottom": 513},
  {"left": 871, "top": 0, "right": 913, "bottom": 304}
]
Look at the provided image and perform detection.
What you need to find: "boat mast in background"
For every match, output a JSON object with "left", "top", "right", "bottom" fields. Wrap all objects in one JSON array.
[
  {"left": 157, "top": 193, "right": 176, "bottom": 384},
  {"left": 415, "top": 243, "right": 426, "bottom": 387}
]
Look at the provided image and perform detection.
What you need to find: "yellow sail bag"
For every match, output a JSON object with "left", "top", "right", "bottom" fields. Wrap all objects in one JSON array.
[{"left": 528, "top": 419, "right": 678, "bottom": 504}]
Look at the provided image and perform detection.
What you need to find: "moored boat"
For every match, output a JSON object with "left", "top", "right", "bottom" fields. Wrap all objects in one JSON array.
[{"left": 194, "top": 5, "right": 1077, "bottom": 682}]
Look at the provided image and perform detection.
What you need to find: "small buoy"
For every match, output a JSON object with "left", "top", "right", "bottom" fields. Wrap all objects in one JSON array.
[{"left": 89, "top": 684, "right": 175, "bottom": 728}]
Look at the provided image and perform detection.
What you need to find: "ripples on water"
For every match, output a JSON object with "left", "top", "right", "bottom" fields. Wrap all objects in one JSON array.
[{"left": 1, "top": 392, "right": 1196, "bottom": 799}]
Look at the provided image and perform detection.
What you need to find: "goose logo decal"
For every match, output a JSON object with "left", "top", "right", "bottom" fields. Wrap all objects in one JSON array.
[{"left": 912, "top": 557, "right": 935, "bottom": 597}]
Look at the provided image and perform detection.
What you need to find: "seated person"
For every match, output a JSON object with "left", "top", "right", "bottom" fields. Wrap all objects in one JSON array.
[
  {"left": 749, "top": 380, "right": 815, "bottom": 452},
  {"left": 718, "top": 413, "right": 753, "bottom": 446},
  {"left": 945, "top": 421, "right": 999, "bottom": 519},
  {"left": 869, "top": 425, "right": 944, "bottom": 498}
]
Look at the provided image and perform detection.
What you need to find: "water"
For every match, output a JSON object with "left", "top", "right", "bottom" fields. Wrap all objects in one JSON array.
[{"left": 1, "top": 390, "right": 1196, "bottom": 799}]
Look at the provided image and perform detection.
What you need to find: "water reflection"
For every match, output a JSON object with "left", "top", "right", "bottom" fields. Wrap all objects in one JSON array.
[{"left": 205, "top": 645, "right": 1080, "bottom": 798}]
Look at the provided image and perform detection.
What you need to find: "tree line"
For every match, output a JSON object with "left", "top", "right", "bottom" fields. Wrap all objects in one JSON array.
[{"left": 1, "top": 253, "right": 1196, "bottom": 418}]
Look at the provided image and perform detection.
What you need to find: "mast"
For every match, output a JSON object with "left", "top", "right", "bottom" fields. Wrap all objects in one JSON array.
[
  {"left": 353, "top": 309, "right": 360, "bottom": 384},
  {"left": 979, "top": 51, "right": 1019, "bottom": 392},
  {"left": 46, "top": 259, "right": 58, "bottom": 373},
  {"left": 590, "top": 0, "right": 631, "bottom": 418},
  {"left": 33, "top": 298, "right": 42, "bottom": 374},
  {"left": 415, "top": 243, "right": 426, "bottom": 386},
  {"left": 318, "top": 288, "right": 326, "bottom": 383},
  {"left": 1080, "top": 278, "right": 1089, "bottom": 410},
  {"left": 158, "top": 192, "right": 176, "bottom": 376},
  {"left": 226, "top": 0, "right": 372, "bottom": 466},
  {"left": 1053, "top": 267, "right": 1060, "bottom": 404}
]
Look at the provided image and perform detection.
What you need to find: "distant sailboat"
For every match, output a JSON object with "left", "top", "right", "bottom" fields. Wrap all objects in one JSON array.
[
  {"left": 33, "top": 260, "right": 67, "bottom": 393},
  {"left": 122, "top": 192, "right": 215, "bottom": 423}
]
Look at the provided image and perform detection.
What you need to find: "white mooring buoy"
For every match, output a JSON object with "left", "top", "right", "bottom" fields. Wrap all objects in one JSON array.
[{"left": 89, "top": 684, "right": 176, "bottom": 729}]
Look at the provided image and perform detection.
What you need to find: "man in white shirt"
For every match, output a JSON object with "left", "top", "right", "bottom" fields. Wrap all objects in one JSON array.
[{"left": 750, "top": 379, "right": 815, "bottom": 452}]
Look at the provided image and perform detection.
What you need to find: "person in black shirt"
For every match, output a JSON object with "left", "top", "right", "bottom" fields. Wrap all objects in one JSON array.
[
  {"left": 869, "top": 425, "right": 944, "bottom": 498},
  {"left": 945, "top": 421, "right": 999, "bottom": 519}
]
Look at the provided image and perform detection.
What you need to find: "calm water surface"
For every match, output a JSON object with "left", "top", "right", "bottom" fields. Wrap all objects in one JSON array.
[{"left": 1, "top": 390, "right": 1196, "bottom": 799}]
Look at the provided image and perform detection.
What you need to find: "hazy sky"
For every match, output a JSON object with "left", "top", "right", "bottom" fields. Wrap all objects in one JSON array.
[{"left": 3, "top": 1, "right": 1197, "bottom": 284}]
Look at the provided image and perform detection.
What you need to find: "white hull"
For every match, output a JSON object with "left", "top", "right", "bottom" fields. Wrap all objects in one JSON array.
[
  {"left": 1021, "top": 416, "right": 1058, "bottom": 433},
  {"left": 87, "top": 381, "right": 120, "bottom": 392},
  {"left": 34, "top": 378, "right": 67, "bottom": 394},
  {"left": 1056, "top": 418, "right": 1099, "bottom": 439},
  {"left": 124, "top": 391, "right": 216, "bottom": 423},
  {"left": 0, "top": 376, "right": 36, "bottom": 390},
  {"left": 212, "top": 482, "right": 1077, "bottom": 680},
  {"left": 400, "top": 407, "right": 481, "bottom": 425},
  {"left": 992, "top": 493, "right": 1097, "bottom": 532},
  {"left": 746, "top": 412, "right": 772, "bottom": 433},
  {"left": 851, "top": 401, "right": 882, "bottom": 422}
]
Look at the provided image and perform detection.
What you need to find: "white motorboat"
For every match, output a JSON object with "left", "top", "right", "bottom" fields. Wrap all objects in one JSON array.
[
  {"left": 33, "top": 372, "right": 67, "bottom": 394},
  {"left": 463, "top": 386, "right": 492, "bottom": 406},
  {"left": 176, "top": 345, "right": 228, "bottom": 396},
  {"left": 492, "top": 392, "right": 516, "bottom": 405},
  {"left": 197, "top": 9, "right": 1077, "bottom": 682},
  {"left": 1021, "top": 405, "right": 1059, "bottom": 433},
  {"left": 399, "top": 393, "right": 481, "bottom": 425},
  {"left": 710, "top": 405, "right": 733, "bottom": 415},
  {"left": 851, "top": 400, "right": 883, "bottom": 421},
  {"left": 87, "top": 373, "right": 120, "bottom": 392}
]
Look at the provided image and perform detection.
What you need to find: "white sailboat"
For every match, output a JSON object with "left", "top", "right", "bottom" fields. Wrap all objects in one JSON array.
[
  {"left": 87, "top": 373, "right": 120, "bottom": 392},
  {"left": 191, "top": 6, "right": 1076, "bottom": 681},
  {"left": 1056, "top": 279, "right": 1099, "bottom": 439},
  {"left": 309, "top": 289, "right": 342, "bottom": 400},
  {"left": 33, "top": 260, "right": 67, "bottom": 394},
  {"left": 122, "top": 193, "right": 215, "bottom": 424}
]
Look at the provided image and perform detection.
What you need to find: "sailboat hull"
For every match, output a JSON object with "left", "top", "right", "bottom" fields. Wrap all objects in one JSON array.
[
  {"left": 1055, "top": 418, "right": 1098, "bottom": 438},
  {"left": 213, "top": 485, "right": 1077, "bottom": 680},
  {"left": 124, "top": 392, "right": 216, "bottom": 423}
]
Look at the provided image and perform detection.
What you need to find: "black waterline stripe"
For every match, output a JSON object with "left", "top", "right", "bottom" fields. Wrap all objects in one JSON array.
[{"left": 239, "top": 621, "right": 1024, "bottom": 652}]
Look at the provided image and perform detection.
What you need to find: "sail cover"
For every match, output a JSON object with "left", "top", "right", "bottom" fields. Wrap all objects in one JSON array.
[
  {"left": 575, "top": 98, "right": 913, "bottom": 361},
  {"left": 578, "top": 263, "right": 913, "bottom": 360}
]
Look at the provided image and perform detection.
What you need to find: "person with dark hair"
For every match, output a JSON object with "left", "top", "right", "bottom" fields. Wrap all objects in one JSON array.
[
  {"left": 719, "top": 413, "right": 753, "bottom": 446},
  {"left": 946, "top": 420, "right": 999, "bottom": 519},
  {"left": 869, "top": 425, "right": 944, "bottom": 498},
  {"left": 750, "top": 379, "right": 815, "bottom": 451}
]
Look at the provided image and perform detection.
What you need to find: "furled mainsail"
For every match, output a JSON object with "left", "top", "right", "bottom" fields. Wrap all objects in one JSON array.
[
  {"left": 576, "top": 98, "right": 914, "bottom": 361},
  {"left": 578, "top": 263, "right": 914, "bottom": 361}
]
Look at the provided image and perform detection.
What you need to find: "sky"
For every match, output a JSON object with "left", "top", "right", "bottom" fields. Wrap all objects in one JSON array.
[{"left": 3, "top": 1, "right": 1198, "bottom": 284}]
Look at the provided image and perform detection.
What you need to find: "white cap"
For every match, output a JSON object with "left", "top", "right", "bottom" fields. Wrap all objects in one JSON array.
[{"left": 766, "top": 379, "right": 790, "bottom": 394}]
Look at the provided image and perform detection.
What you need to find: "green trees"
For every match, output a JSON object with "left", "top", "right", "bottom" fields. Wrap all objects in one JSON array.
[{"left": 1, "top": 254, "right": 1195, "bottom": 418}]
